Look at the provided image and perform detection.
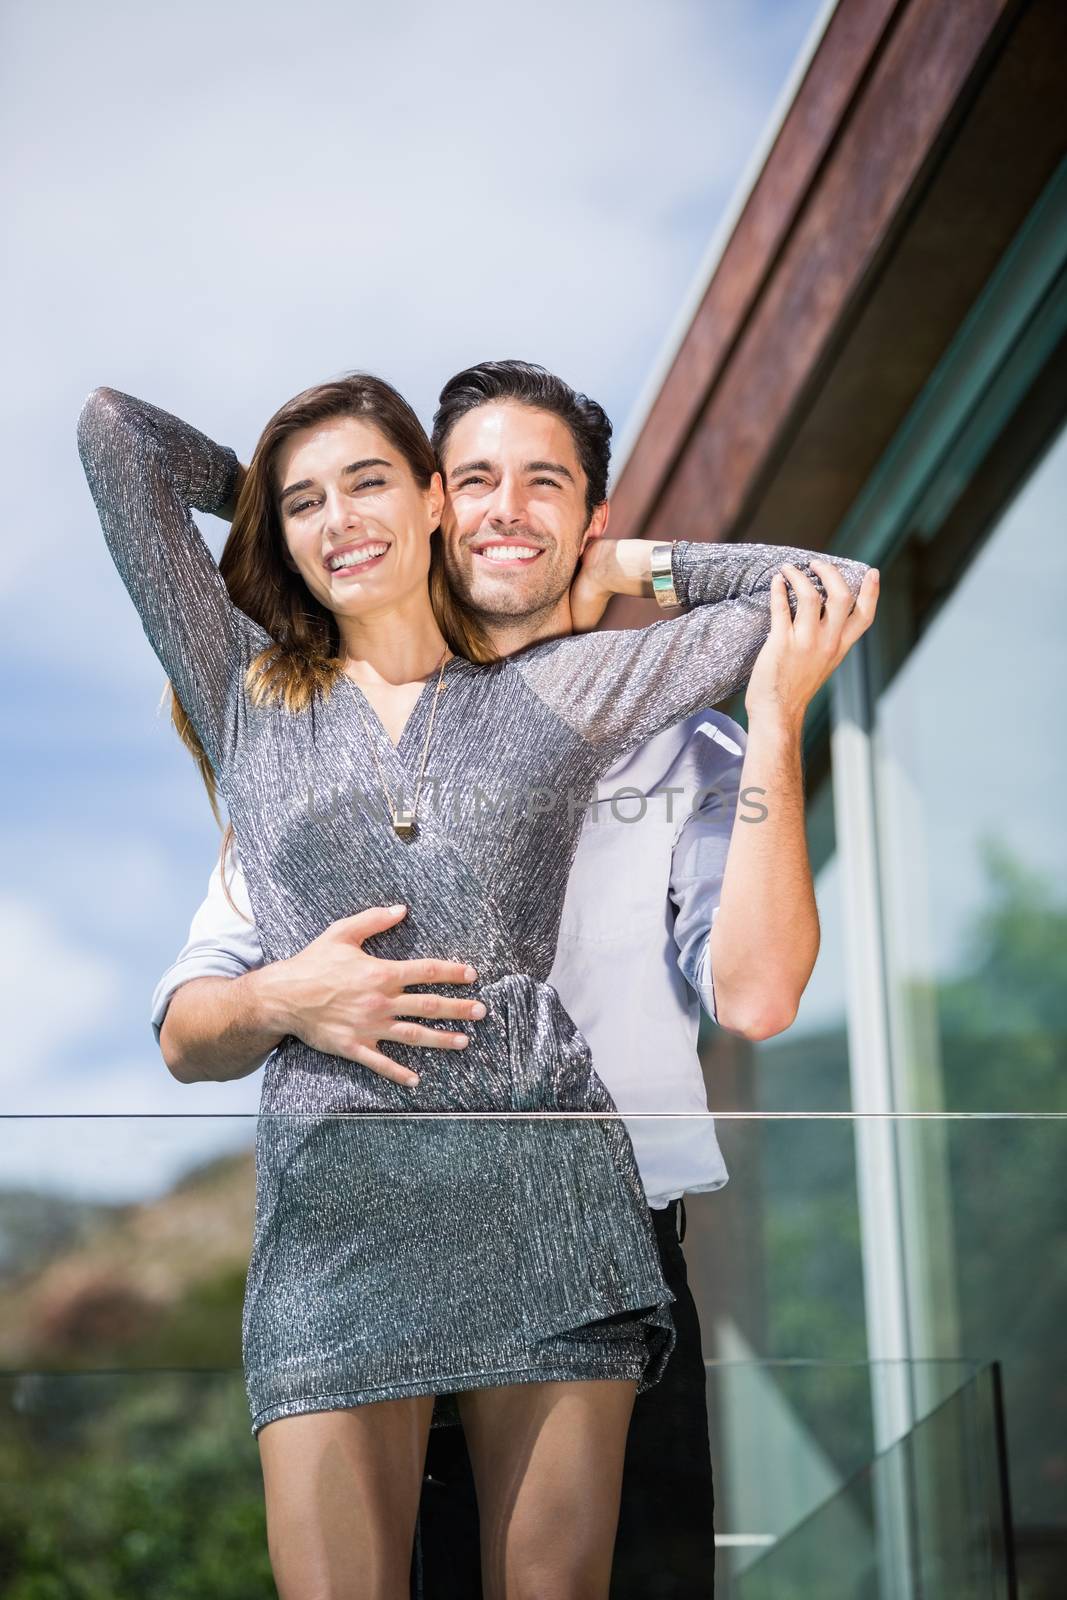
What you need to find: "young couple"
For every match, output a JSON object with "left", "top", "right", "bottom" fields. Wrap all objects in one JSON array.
[{"left": 77, "top": 358, "right": 877, "bottom": 1600}]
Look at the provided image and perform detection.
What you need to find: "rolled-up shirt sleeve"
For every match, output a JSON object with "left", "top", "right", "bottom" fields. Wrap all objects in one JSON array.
[
  {"left": 151, "top": 844, "right": 265, "bottom": 1045},
  {"left": 669, "top": 719, "right": 747, "bottom": 1023}
]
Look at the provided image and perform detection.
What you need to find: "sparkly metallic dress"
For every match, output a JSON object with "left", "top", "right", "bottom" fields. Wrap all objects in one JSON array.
[{"left": 77, "top": 387, "right": 871, "bottom": 1437}]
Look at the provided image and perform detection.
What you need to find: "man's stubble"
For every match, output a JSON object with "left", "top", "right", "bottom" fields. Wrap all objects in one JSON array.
[{"left": 441, "top": 534, "right": 582, "bottom": 631}]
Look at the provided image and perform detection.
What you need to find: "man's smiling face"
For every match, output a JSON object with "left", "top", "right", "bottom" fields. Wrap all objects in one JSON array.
[{"left": 438, "top": 401, "right": 607, "bottom": 625}]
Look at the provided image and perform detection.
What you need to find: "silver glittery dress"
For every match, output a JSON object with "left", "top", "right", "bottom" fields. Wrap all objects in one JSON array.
[{"left": 77, "top": 387, "right": 871, "bottom": 1437}]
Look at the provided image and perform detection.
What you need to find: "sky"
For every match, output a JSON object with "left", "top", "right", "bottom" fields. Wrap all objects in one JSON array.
[{"left": 0, "top": 0, "right": 831, "bottom": 1199}]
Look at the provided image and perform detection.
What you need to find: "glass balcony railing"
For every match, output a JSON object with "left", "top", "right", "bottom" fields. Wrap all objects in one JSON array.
[
  {"left": 732, "top": 1362, "right": 1014, "bottom": 1599},
  {"left": 1, "top": 1112, "right": 1061, "bottom": 1597}
]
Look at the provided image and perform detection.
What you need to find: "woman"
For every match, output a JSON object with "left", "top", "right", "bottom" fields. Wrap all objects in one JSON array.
[{"left": 77, "top": 374, "right": 874, "bottom": 1600}]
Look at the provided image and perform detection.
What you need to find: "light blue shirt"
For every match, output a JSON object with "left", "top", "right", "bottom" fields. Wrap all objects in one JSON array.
[{"left": 152, "top": 708, "right": 746, "bottom": 1208}]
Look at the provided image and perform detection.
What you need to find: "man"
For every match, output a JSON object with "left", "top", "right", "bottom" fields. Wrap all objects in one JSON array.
[{"left": 152, "top": 360, "right": 875, "bottom": 1597}]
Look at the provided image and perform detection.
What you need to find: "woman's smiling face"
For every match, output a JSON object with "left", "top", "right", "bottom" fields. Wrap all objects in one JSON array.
[{"left": 274, "top": 414, "right": 444, "bottom": 618}]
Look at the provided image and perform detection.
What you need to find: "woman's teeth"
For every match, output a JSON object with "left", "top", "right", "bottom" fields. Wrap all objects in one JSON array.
[{"left": 328, "top": 543, "right": 389, "bottom": 572}]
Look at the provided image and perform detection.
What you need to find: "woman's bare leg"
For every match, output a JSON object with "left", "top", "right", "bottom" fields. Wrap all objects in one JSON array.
[
  {"left": 457, "top": 1378, "right": 639, "bottom": 1600},
  {"left": 256, "top": 1393, "right": 436, "bottom": 1600}
]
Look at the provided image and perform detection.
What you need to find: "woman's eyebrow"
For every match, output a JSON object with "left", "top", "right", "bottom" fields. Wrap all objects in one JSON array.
[{"left": 279, "top": 458, "right": 391, "bottom": 502}]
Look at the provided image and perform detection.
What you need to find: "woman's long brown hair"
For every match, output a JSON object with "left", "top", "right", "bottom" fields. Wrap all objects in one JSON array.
[{"left": 169, "top": 372, "right": 498, "bottom": 918}]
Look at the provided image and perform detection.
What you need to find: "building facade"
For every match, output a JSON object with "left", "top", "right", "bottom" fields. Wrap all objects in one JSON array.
[{"left": 607, "top": 0, "right": 1067, "bottom": 1591}]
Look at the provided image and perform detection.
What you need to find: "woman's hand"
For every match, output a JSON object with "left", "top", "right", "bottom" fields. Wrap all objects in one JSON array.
[
  {"left": 217, "top": 461, "right": 248, "bottom": 523},
  {"left": 745, "top": 559, "right": 880, "bottom": 726}
]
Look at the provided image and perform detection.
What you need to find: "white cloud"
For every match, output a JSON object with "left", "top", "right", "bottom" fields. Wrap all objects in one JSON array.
[
  {"left": 16, "top": 830, "right": 203, "bottom": 948},
  {"left": 0, "top": 895, "right": 121, "bottom": 1075}
]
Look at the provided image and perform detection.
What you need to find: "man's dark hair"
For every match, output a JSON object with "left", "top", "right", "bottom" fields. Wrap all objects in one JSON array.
[{"left": 431, "top": 359, "right": 612, "bottom": 521}]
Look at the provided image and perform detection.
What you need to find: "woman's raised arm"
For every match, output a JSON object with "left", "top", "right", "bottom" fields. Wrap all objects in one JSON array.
[
  {"left": 511, "top": 537, "right": 874, "bottom": 757},
  {"left": 77, "top": 386, "right": 268, "bottom": 780}
]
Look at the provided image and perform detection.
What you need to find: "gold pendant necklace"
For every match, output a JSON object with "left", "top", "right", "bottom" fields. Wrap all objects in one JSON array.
[{"left": 345, "top": 646, "right": 450, "bottom": 840}]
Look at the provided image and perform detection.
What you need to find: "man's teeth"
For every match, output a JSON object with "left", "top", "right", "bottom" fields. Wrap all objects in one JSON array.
[
  {"left": 328, "top": 543, "right": 388, "bottom": 571},
  {"left": 477, "top": 546, "right": 541, "bottom": 562}
]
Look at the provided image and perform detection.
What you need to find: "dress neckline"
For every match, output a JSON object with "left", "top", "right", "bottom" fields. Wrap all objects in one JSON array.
[{"left": 336, "top": 652, "right": 472, "bottom": 755}]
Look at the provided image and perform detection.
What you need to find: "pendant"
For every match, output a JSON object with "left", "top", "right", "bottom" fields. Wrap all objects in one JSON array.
[{"left": 391, "top": 804, "right": 417, "bottom": 840}]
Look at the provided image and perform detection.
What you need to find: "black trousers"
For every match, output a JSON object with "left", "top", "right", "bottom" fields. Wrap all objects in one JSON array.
[{"left": 410, "top": 1197, "right": 715, "bottom": 1599}]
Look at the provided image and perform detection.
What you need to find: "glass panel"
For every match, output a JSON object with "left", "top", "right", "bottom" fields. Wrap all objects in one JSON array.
[
  {"left": 732, "top": 1363, "right": 1013, "bottom": 1600},
  {"left": 2, "top": 1113, "right": 1061, "bottom": 1595},
  {"left": 866, "top": 420, "right": 1067, "bottom": 1596},
  {"left": 874, "top": 422, "right": 1067, "bottom": 1118},
  {"left": 899, "top": 1115, "right": 1066, "bottom": 1588},
  {"left": 0, "top": 1371, "right": 273, "bottom": 1596},
  {"left": 703, "top": 1355, "right": 983, "bottom": 1584}
]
